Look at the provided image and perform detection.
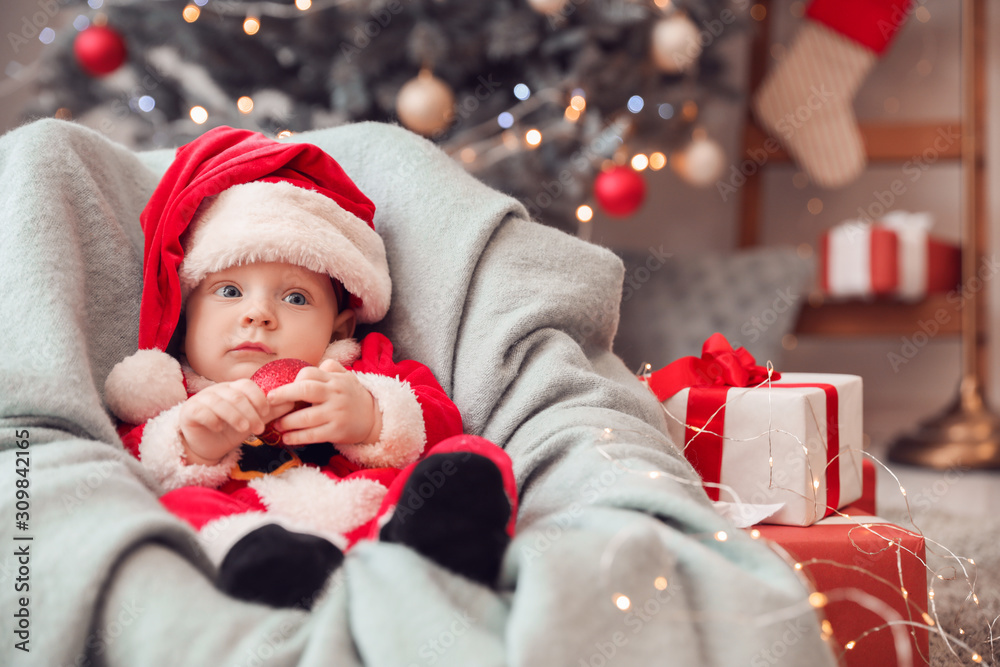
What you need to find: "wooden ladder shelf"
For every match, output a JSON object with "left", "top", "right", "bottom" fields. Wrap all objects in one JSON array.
[{"left": 737, "top": 1, "right": 981, "bottom": 339}]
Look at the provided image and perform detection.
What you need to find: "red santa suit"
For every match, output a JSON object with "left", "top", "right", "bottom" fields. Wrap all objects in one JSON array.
[{"left": 103, "top": 126, "right": 517, "bottom": 566}]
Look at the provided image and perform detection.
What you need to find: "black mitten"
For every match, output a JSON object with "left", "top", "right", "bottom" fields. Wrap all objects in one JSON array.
[
  {"left": 217, "top": 524, "right": 344, "bottom": 609},
  {"left": 379, "top": 453, "right": 513, "bottom": 587}
]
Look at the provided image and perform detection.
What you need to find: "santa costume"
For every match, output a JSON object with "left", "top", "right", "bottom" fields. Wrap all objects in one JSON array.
[{"left": 104, "top": 126, "right": 518, "bottom": 609}]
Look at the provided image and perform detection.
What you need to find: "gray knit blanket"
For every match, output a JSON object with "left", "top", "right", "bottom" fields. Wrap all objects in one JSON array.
[{"left": 0, "top": 119, "right": 834, "bottom": 666}]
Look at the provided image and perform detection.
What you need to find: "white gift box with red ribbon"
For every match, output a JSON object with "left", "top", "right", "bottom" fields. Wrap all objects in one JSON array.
[
  {"left": 819, "top": 211, "right": 960, "bottom": 301},
  {"left": 660, "top": 372, "right": 865, "bottom": 526}
]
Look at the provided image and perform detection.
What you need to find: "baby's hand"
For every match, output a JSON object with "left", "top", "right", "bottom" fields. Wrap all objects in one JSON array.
[
  {"left": 179, "top": 379, "right": 291, "bottom": 465},
  {"left": 267, "top": 360, "right": 382, "bottom": 447}
]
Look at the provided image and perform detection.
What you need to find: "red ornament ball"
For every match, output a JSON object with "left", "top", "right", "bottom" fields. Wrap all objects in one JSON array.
[
  {"left": 73, "top": 25, "right": 128, "bottom": 77},
  {"left": 251, "top": 358, "right": 311, "bottom": 446},
  {"left": 593, "top": 166, "right": 646, "bottom": 217}
]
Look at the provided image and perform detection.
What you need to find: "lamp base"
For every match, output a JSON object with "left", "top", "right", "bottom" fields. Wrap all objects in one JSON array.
[{"left": 888, "top": 395, "right": 1000, "bottom": 469}]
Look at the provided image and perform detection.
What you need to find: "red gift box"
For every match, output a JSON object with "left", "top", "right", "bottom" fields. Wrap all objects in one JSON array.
[
  {"left": 819, "top": 214, "right": 960, "bottom": 301},
  {"left": 855, "top": 457, "right": 877, "bottom": 515},
  {"left": 752, "top": 505, "right": 928, "bottom": 667}
]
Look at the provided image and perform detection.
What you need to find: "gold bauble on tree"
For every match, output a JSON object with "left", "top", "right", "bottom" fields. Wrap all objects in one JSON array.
[
  {"left": 651, "top": 14, "right": 702, "bottom": 74},
  {"left": 395, "top": 69, "right": 455, "bottom": 137}
]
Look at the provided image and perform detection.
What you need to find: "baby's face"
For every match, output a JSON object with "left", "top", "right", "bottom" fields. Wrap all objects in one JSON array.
[{"left": 184, "top": 262, "right": 353, "bottom": 382}]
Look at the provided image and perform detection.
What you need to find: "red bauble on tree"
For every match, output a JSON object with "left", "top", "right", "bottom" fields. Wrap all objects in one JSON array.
[
  {"left": 73, "top": 25, "right": 128, "bottom": 77},
  {"left": 593, "top": 166, "right": 646, "bottom": 217}
]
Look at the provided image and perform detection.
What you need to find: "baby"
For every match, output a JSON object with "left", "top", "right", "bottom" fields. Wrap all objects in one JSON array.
[{"left": 105, "top": 126, "right": 518, "bottom": 609}]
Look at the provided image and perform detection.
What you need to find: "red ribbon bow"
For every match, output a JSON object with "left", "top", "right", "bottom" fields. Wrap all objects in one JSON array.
[{"left": 645, "top": 333, "right": 780, "bottom": 401}]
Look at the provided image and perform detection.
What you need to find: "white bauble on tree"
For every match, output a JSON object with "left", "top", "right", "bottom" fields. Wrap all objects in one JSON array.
[
  {"left": 651, "top": 14, "right": 702, "bottom": 74},
  {"left": 671, "top": 134, "right": 727, "bottom": 187},
  {"left": 396, "top": 69, "right": 455, "bottom": 136},
  {"left": 527, "top": 0, "right": 569, "bottom": 15}
]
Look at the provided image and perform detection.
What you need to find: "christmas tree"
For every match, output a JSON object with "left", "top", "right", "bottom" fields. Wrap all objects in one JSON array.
[{"left": 19, "top": 0, "right": 739, "bottom": 230}]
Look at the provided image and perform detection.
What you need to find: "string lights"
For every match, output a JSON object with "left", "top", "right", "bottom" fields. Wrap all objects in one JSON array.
[{"left": 587, "top": 364, "right": 996, "bottom": 665}]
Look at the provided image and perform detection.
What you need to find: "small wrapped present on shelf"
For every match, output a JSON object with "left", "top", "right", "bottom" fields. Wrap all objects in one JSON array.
[
  {"left": 644, "top": 334, "right": 864, "bottom": 526},
  {"left": 752, "top": 505, "right": 929, "bottom": 667},
  {"left": 818, "top": 211, "right": 961, "bottom": 301}
]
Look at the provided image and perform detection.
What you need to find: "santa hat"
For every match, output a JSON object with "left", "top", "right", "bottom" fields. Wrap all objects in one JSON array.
[{"left": 105, "top": 126, "right": 390, "bottom": 424}]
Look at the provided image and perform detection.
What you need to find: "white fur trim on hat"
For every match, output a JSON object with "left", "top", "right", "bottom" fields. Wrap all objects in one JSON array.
[
  {"left": 336, "top": 373, "right": 426, "bottom": 469},
  {"left": 137, "top": 402, "right": 242, "bottom": 492},
  {"left": 198, "top": 511, "right": 348, "bottom": 567},
  {"left": 179, "top": 181, "right": 391, "bottom": 323},
  {"left": 105, "top": 349, "right": 188, "bottom": 424},
  {"left": 249, "top": 467, "right": 387, "bottom": 536}
]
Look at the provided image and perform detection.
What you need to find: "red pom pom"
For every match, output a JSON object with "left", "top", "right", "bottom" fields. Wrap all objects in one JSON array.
[
  {"left": 593, "top": 166, "right": 646, "bottom": 217},
  {"left": 73, "top": 25, "right": 127, "bottom": 77},
  {"left": 251, "top": 359, "right": 311, "bottom": 446}
]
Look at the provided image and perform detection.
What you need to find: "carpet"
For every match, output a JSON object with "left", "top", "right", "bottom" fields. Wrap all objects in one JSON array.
[{"left": 883, "top": 509, "right": 1000, "bottom": 667}]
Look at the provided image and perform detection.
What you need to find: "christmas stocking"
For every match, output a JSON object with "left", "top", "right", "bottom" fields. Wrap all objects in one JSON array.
[{"left": 752, "top": 0, "right": 912, "bottom": 188}]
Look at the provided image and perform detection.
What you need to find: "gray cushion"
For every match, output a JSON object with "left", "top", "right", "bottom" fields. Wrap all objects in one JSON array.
[{"left": 614, "top": 247, "right": 814, "bottom": 372}]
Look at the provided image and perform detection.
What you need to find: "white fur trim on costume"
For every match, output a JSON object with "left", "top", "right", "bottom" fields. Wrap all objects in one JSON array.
[
  {"left": 179, "top": 181, "right": 391, "bottom": 323},
  {"left": 138, "top": 403, "right": 241, "bottom": 492},
  {"left": 337, "top": 373, "right": 426, "bottom": 469},
  {"left": 322, "top": 338, "right": 362, "bottom": 367},
  {"left": 249, "top": 466, "right": 387, "bottom": 536},
  {"left": 104, "top": 349, "right": 188, "bottom": 424},
  {"left": 198, "top": 511, "right": 348, "bottom": 566}
]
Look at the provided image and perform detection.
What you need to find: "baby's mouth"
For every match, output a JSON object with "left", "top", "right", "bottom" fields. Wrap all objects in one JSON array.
[{"left": 232, "top": 341, "right": 275, "bottom": 354}]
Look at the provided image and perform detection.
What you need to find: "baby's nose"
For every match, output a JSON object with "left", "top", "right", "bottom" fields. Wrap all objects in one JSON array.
[{"left": 242, "top": 301, "right": 275, "bottom": 326}]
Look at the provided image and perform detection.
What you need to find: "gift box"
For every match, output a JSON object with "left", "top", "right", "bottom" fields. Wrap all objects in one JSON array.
[
  {"left": 646, "top": 334, "right": 864, "bottom": 526},
  {"left": 753, "top": 505, "right": 929, "bottom": 667},
  {"left": 855, "top": 457, "right": 877, "bottom": 515},
  {"left": 819, "top": 211, "right": 961, "bottom": 301}
]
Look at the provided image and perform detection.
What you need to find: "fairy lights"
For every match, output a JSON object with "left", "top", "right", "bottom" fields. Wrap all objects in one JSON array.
[
  {"left": 525, "top": 129, "right": 542, "bottom": 146},
  {"left": 649, "top": 152, "right": 667, "bottom": 170},
  {"left": 295, "top": 0, "right": 311, "bottom": 9},
  {"left": 631, "top": 153, "right": 649, "bottom": 171},
  {"left": 575, "top": 204, "right": 593, "bottom": 222},
  {"left": 189, "top": 106, "right": 208, "bottom": 124},
  {"left": 237, "top": 96, "right": 253, "bottom": 114},
  {"left": 182, "top": 4, "right": 200, "bottom": 22},
  {"left": 591, "top": 376, "right": 993, "bottom": 664},
  {"left": 654, "top": 576, "right": 668, "bottom": 591},
  {"left": 243, "top": 15, "right": 260, "bottom": 35},
  {"left": 614, "top": 594, "right": 631, "bottom": 611}
]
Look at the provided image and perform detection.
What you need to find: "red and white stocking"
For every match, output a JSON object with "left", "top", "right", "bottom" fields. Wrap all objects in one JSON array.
[{"left": 752, "top": 0, "right": 913, "bottom": 189}]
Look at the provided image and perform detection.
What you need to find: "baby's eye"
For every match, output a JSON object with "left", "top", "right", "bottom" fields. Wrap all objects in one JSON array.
[
  {"left": 215, "top": 285, "right": 241, "bottom": 298},
  {"left": 283, "top": 292, "right": 308, "bottom": 306}
]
